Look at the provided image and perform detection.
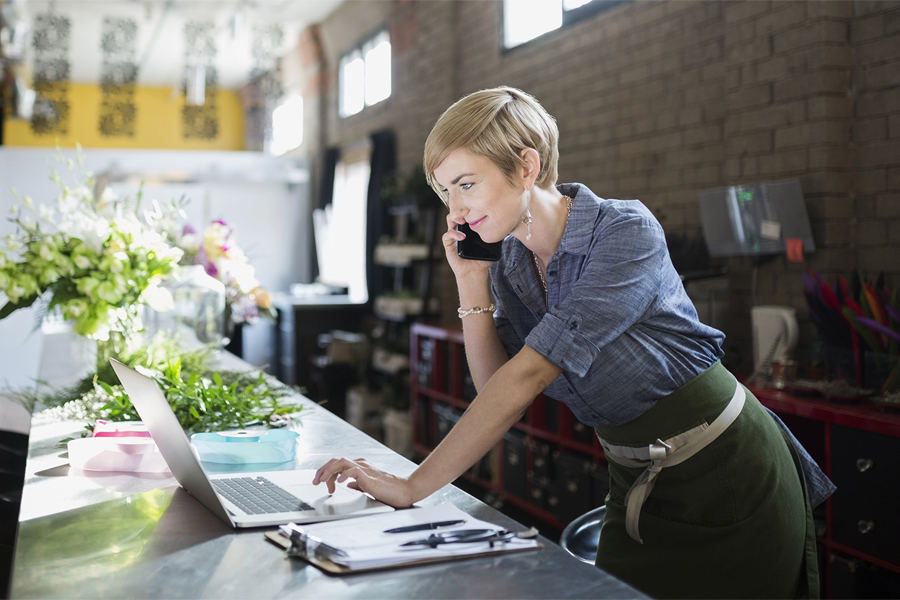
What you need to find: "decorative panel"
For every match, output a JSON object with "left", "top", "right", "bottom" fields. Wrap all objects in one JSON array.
[
  {"left": 31, "top": 13, "right": 70, "bottom": 135},
  {"left": 98, "top": 17, "right": 138, "bottom": 137},
  {"left": 182, "top": 20, "right": 218, "bottom": 140}
]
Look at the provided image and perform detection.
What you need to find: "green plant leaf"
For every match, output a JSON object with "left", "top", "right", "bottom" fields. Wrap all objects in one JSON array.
[
  {"left": 0, "top": 294, "right": 39, "bottom": 320},
  {"left": 842, "top": 306, "right": 882, "bottom": 353}
]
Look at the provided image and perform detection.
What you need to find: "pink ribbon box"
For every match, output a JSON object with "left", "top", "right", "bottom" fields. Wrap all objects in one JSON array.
[
  {"left": 91, "top": 420, "right": 152, "bottom": 438},
  {"left": 67, "top": 437, "right": 169, "bottom": 472}
]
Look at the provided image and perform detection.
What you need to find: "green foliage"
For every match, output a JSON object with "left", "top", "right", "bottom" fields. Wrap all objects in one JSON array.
[
  {"left": 4, "top": 334, "right": 302, "bottom": 437},
  {"left": 29, "top": 333, "right": 215, "bottom": 410},
  {"left": 842, "top": 306, "right": 882, "bottom": 354},
  {"left": 90, "top": 361, "right": 300, "bottom": 436}
]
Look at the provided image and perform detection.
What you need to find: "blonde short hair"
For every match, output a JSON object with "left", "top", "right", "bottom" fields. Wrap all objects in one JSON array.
[{"left": 424, "top": 87, "right": 559, "bottom": 202}]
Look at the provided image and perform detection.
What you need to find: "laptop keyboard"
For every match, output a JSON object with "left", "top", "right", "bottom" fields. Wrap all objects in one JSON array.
[{"left": 212, "top": 476, "right": 314, "bottom": 515}]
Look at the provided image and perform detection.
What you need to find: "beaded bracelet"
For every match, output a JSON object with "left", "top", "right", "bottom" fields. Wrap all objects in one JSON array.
[{"left": 457, "top": 303, "right": 497, "bottom": 319}]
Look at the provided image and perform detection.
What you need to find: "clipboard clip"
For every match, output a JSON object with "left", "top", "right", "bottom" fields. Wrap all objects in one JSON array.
[{"left": 282, "top": 525, "right": 348, "bottom": 562}]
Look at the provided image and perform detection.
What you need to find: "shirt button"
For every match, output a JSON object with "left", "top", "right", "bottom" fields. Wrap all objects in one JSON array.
[{"left": 548, "top": 270, "right": 556, "bottom": 277}]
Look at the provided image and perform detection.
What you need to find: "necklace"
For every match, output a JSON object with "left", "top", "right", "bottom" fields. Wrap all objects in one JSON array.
[{"left": 533, "top": 195, "right": 573, "bottom": 303}]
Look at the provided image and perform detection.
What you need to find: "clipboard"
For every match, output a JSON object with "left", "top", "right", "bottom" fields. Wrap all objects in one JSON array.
[{"left": 265, "top": 530, "right": 544, "bottom": 575}]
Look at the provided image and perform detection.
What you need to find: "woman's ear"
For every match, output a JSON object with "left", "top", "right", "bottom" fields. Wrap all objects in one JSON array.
[{"left": 519, "top": 148, "right": 541, "bottom": 190}]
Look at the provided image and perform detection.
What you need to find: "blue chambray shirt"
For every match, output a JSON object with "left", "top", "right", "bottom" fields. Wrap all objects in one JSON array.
[
  {"left": 489, "top": 182, "right": 835, "bottom": 507},
  {"left": 490, "top": 182, "right": 725, "bottom": 428}
]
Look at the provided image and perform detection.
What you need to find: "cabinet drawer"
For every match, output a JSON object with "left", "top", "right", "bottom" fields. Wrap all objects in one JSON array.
[
  {"left": 531, "top": 440, "right": 555, "bottom": 480},
  {"left": 529, "top": 475, "right": 559, "bottom": 513},
  {"left": 554, "top": 451, "right": 594, "bottom": 525},
  {"left": 832, "top": 489, "right": 900, "bottom": 565},
  {"left": 831, "top": 426, "right": 900, "bottom": 502},
  {"left": 503, "top": 431, "right": 528, "bottom": 500}
]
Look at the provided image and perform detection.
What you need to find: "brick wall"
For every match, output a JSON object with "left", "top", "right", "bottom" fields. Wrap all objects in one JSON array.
[{"left": 295, "top": 0, "right": 900, "bottom": 373}]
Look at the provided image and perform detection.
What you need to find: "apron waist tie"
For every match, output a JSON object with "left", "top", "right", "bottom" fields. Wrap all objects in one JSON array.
[{"left": 598, "top": 378, "right": 746, "bottom": 544}]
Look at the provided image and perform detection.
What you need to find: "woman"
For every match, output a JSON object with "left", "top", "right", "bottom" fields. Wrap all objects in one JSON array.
[{"left": 314, "top": 87, "right": 833, "bottom": 599}]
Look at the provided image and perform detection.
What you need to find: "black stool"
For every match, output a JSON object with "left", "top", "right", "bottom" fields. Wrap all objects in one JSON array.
[{"left": 559, "top": 505, "right": 605, "bottom": 564}]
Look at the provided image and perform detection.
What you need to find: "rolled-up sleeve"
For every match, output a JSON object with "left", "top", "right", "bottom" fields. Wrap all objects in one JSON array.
[{"left": 525, "top": 215, "right": 667, "bottom": 377}]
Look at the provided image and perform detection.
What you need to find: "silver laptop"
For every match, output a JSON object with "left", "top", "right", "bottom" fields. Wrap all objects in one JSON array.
[{"left": 109, "top": 358, "right": 394, "bottom": 528}]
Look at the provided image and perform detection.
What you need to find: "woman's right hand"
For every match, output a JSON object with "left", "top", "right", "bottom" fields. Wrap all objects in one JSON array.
[
  {"left": 313, "top": 457, "right": 415, "bottom": 508},
  {"left": 442, "top": 214, "right": 493, "bottom": 280}
]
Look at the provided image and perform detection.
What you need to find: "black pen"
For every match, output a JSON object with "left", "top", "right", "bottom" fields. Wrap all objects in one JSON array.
[{"left": 383, "top": 519, "right": 466, "bottom": 534}]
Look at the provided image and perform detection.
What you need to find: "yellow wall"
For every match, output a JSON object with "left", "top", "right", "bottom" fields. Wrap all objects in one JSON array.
[{"left": 3, "top": 83, "right": 245, "bottom": 150}]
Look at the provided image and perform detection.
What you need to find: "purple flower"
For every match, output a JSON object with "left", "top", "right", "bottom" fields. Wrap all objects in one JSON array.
[{"left": 182, "top": 223, "right": 198, "bottom": 235}]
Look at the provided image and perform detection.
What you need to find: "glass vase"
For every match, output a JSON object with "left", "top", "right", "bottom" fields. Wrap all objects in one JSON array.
[
  {"left": 97, "top": 330, "right": 129, "bottom": 374},
  {"left": 146, "top": 265, "right": 226, "bottom": 349},
  {"left": 96, "top": 305, "right": 145, "bottom": 374}
]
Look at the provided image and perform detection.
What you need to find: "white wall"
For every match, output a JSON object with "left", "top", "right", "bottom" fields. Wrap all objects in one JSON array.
[{"left": 0, "top": 147, "right": 312, "bottom": 387}]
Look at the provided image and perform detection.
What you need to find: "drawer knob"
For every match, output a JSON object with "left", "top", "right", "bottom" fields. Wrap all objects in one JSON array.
[{"left": 857, "top": 520, "right": 875, "bottom": 534}]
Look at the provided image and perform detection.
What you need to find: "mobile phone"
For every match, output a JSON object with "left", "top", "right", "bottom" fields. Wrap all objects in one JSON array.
[{"left": 457, "top": 222, "right": 503, "bottom": 261}]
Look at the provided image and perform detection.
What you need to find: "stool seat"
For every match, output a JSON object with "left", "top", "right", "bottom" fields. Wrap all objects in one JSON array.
[{"left": 559, "top": 505, "right": 605, "bottom": 564}]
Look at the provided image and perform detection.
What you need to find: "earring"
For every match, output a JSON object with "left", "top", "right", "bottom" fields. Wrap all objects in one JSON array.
[
  {"left": 521, "top": 189, "right": 533, "bottom": 240},
  {"left": 521, "top": 210, "right": 533, "bottom": 240}
]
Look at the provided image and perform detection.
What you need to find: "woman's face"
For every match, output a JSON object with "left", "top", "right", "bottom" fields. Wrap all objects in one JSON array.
[{"left": 433, "top": 148, "right": 526, "bottom": 244}]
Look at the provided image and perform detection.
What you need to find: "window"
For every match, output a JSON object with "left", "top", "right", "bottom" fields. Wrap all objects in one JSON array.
[
  {"left": 313, "top": 144, "right": 371, "bottom": 303},
  {"left": 270, "top": 94, "right": 303, "bottom": 155},
  {"left": 503, "top": 0, "right": 625, "bottom": 49},
  {"left": 339, "top": 30, "right": 391, "bottom": 117}
]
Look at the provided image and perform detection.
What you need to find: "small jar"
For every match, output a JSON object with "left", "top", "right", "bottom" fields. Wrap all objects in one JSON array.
[{"left": 770, "top": 359, "right": 798, "bottom": 389}]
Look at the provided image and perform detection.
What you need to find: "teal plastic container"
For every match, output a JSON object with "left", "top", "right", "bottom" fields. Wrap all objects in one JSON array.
[{"left": 191, "top": 429, "right": 299, "bottom": 464}]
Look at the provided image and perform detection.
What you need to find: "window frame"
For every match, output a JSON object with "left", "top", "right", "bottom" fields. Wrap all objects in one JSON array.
[
  {"left": 500, "top": 0, "right": 630, "bottom": 52},
  {"left": 338, "top": 27, "right": 392, "bottom": 118}
]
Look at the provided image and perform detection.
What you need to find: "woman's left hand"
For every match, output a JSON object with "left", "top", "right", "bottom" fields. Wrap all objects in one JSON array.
[{"left": 313, "top": 457, "right": 415, "bottom": 508}]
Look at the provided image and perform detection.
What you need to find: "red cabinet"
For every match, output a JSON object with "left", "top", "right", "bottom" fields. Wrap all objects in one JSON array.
[{"left": 752, "top": 387, "right": 900, "bottom": 598}]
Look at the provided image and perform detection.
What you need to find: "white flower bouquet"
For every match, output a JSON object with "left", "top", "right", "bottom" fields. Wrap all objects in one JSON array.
[{"left": 0, "top": 152, "right": 183, "bottom": 341}]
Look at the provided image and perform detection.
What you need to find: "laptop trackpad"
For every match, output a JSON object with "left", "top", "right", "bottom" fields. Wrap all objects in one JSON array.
[
  {"left": 275, "top": 481, "right": 369, "bottom": 515},
  {"left": 310, "top": 486, "right": 369, "bottom": 515}
]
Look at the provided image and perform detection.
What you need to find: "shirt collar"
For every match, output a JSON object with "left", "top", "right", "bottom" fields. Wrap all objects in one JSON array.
[{"left": 557, "top": 182, "right": 601, "bottom": 258}]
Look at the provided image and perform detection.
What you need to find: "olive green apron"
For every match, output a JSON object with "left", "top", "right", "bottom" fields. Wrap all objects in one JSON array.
[{"left": 593, "top": 361, "right": 819, "bottom": 599}]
